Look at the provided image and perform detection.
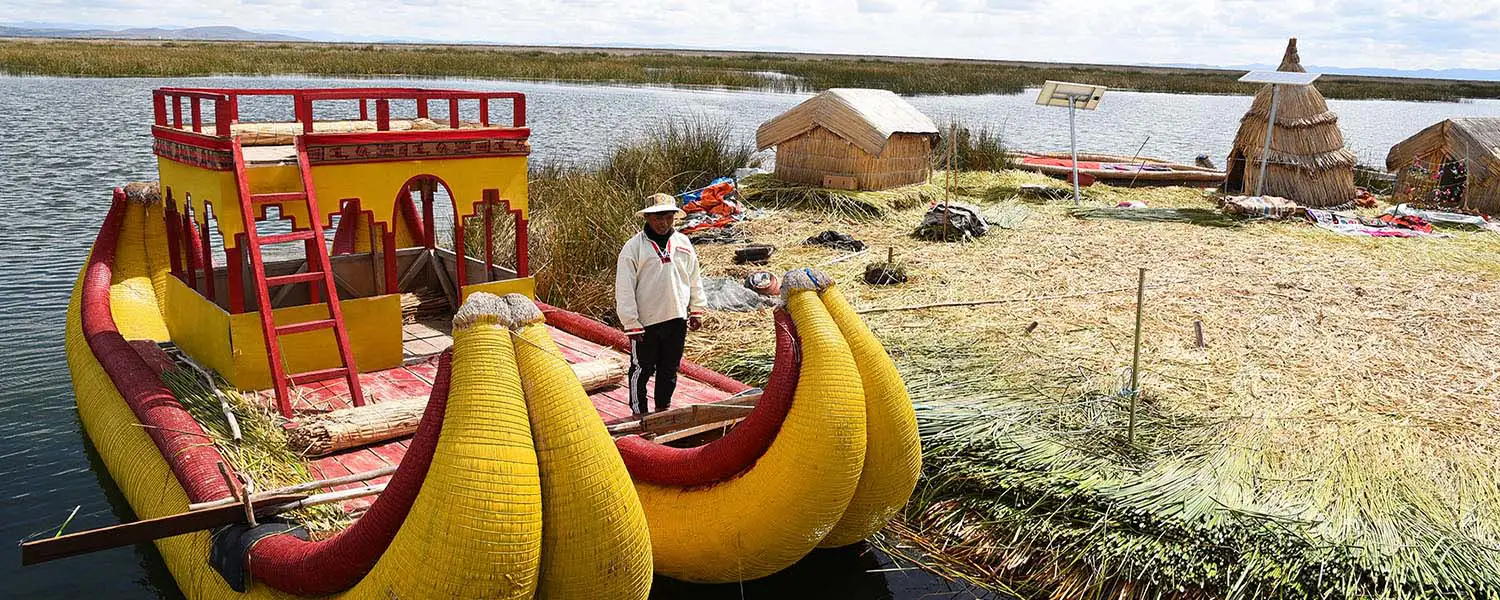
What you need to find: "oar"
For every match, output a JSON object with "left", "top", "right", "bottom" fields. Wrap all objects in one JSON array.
[{"left": 20, "top": 492, "right": 307, "bottom": 566}]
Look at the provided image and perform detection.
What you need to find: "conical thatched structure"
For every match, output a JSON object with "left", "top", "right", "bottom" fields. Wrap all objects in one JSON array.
[{"left": 1224, "top": 39, "right": 1357, "bottom": 207}]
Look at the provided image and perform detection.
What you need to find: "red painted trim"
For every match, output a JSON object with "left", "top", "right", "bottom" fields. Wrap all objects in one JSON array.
[
  {"left": 479, "top": 98, "right": 489, "bottom": 126},
  {"left": 482, "top": 193, "right": 495, "bottom": 281},
  {"left": 395, "top": 185, "right": 426, "bottom": 249},
  {"left": 383, "top": 229, "right": 398, "bottom": 294},
  {"left": 182, "top": 210, "right": 199, "bottom": 291},
  {"left": 171, "top": 96, "right": 182, "bottom": 129},
  {"left": 515, "top": 215, "right": 528, "bottom": 277},
  {"left": 226, "top": 235, "right": 244, "bottom": 314},
  {"left": 535, "top": 301, "right": 750, "bottom": 395},
  {"left": 214, "top": 100, "right": 231, "bottom": 137},
  {"left": 304, "top": 237, "right": 322, "bottom": 305},
  {"left": 421, "top": 183, "right": 436, "bottom": 249},
  {"left": 448, "top": 98, "right": 460, "bottom": 129},
  {"left": 163, "top": 190, "right": 183, "bottom": 278},
  {"left": 453, "top": 203, "right": 467, "bottom": 290},
  {"left": 199, "top": 206, "right": 215, "bottom": 303},
  {"left": 190, "top": 97, "right": 202, "bottom": 133},
  {"left": 330, "top": 200, "right": 361, "bottom": 256},
  {"left": 416, "top": 98, "right": 429, "bottom": 119},
  {"left": 375, "top": 99, "right": 390, "bottom": 131},
  {"left": 152, "top": 126, "right": 234, "bottom": 150},
  {"left": 616, "top": 309, "right": 798, "bottom": 486},
  {"left": 301, "top": 127, "right": 531, "bottom": 146},
  {"left": 358, "top": 98, "right": 369, "bottom": 121},
  {"left": 152, "top": 91, "right": 167, "bottom": 127}
]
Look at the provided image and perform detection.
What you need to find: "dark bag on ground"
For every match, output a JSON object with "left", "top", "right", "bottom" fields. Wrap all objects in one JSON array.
[
  {"left": 803, "top": 230, "right": 867, "bottom": 252},
  {"left": 915, "top": 202, "right": 989, "bottom": 241}
]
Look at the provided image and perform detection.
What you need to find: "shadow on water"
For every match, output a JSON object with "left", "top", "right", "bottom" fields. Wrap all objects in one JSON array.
[
  {"left": 651, "top": 543, "right": 998, "bottom": 600},
  {"left": 80, "top": 422, "right": 188, "bottom": 600}
]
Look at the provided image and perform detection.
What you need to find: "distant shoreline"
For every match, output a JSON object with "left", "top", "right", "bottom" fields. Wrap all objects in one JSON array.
[{"left": 3, "top": 38, "right": 1497, "bottom": 101}]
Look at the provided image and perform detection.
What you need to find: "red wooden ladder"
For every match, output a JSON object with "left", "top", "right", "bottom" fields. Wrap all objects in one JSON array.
[{"left": 231, "top": 137, "right": 364, "bottom": 418}]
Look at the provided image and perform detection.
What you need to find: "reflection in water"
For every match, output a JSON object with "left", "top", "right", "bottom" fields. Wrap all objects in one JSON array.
[{"left": 651, "top": 543, "right": 995, "bottom": 600}]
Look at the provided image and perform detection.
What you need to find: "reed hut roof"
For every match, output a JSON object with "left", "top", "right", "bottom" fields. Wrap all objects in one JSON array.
[
  {"left": 1386, "top": 117, "right": 1500, "bottom": 182},
  {"left": 756, "top": 88, "right": 939, "bottom": 157},
  {"left": 1228, "top": 38, "right": 1357, "bottom": 206}
]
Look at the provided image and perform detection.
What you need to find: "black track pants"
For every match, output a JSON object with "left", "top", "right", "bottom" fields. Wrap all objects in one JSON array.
[{"left": 628, "top": 318, "right": 687, "bottom": 414}]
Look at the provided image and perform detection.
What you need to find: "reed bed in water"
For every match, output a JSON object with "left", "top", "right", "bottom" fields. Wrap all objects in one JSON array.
[
  {"left": 4, "top": 40, "right": 1500, "bottom": 101},
  {"left": 686, "top": 170, "right": 1500, "bottom": 598}
]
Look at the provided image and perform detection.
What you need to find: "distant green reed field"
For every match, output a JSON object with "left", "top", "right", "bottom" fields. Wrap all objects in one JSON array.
[{"left": 3, "top": 39, "right": 1499, "bottom": 101}]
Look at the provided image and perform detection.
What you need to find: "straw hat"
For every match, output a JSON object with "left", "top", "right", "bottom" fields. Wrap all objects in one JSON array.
[{"left": 638, "top": 193, "right": 686, "bottom": 218}]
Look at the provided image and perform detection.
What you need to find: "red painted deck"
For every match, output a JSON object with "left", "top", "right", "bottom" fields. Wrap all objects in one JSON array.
[{"left": 250, "top": 321, "right": 733, "bottom": 514}]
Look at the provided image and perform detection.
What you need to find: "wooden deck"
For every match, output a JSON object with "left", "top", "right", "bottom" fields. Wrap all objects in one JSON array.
[{"left": 250, "top": 320, "right": 735, "bottom": 513}]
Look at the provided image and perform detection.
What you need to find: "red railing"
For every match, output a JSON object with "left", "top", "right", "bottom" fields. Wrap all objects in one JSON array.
[{"left": 153, "top": 87, "right": 527, "bottom": 137}]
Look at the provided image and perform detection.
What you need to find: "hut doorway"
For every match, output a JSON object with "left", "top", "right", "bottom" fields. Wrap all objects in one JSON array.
[{"left": 1225, "top": 150, "right": 1248, "bottom": 194}]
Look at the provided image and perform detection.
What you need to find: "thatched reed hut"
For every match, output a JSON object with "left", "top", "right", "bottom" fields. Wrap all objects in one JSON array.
[
  {"left": 1224, "top": 39, "right": 1357, "bottom": 207},
  {"left": 1386, "top": 118, "right": 1500, "bottom": 214},
  {"left": 757, "top": 89, "right": 939, "bottom": 191}
]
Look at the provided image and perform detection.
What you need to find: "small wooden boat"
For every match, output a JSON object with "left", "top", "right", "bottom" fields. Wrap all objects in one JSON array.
[
  {"left": 57, "top": 86, "right": 921, "bottom": 597},
  {"left": 1017, "top": 151, "right": 1227, "bottom": 187}
]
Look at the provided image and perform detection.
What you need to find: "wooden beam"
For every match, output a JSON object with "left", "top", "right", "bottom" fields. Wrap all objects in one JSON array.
[
  {"left": 20, "top": 493, "right": 306, "bottom": 566},
  {"left": 269, "top": 260, "right": 309, "bottom": 307},
  {"left": 395, "top": 250, "right": 431, "bottom": 292},
  {"left": 651, "top": 418, "right": 745, "bottom": 444}
]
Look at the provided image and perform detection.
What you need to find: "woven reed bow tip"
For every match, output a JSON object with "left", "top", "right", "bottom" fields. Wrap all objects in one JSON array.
[
  {"left": 451, "top": 292, "right": 543, "bottom": 330},
  {"left": 780, "top": 268, "right": 835, "bottom": 299},
  {"left": 121, "top": 181, "right": 162, "bottom": 205}
]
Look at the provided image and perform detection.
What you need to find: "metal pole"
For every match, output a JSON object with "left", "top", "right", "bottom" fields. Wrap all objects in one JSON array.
[
  {"left": 1255, "top": 84, "right": 1281, "bottom": 197},
  {"left": 1128, "top": 267, "right": 1146, "bottom": 445},
  {"left": 1069, "top": 96, "right": 1081, "bottom": 205}
]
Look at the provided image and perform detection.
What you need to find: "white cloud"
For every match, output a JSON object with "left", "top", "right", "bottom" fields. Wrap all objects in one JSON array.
[{"left": 2, "top": 0, "right": 1497, "bottom": 70}]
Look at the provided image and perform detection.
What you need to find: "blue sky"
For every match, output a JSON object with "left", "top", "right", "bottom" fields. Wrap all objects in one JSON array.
[{"left": 5, "top": 0, "right": 1499, "bottom": 71}]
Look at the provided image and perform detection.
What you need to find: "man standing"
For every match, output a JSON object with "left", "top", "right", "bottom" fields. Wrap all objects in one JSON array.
[{"left": 616, "top": 193, "right": 705, "bottom": 415}]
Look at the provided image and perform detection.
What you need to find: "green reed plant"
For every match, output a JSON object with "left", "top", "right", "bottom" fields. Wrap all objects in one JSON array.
[{"left": 5, "top": 40, "right": 1500, "bottom": 101}]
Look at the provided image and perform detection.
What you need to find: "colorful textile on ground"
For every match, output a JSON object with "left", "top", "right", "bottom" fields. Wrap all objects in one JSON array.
[
  {"left": 1389, "top": 204, "right": 1500, "bottom": 233},
  {"left": 1305, "top": 208, "right": 1448, "bottom": 238},
  {"left": 681, "top": 177, "right": 745, "bottom": 234}
]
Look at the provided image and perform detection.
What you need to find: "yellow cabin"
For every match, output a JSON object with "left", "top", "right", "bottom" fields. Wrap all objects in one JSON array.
[{"left": 152, "top": 87, "right": 534, "bottom": 412}]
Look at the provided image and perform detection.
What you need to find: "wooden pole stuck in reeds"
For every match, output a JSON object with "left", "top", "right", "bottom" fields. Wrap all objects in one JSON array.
[{"left": 1128, "top": 267, "right": 1146, "bottom": 445}]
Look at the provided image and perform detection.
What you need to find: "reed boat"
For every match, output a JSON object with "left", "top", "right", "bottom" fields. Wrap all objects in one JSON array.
[
  {"left": 58, "top": 87, "right": 921, "bottom": 597},
  {"left": 1018, "top": 151, "right": 1227, "bottom": 187}
]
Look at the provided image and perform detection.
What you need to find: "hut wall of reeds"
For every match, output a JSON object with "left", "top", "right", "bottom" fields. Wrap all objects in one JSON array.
[
  {"left": 1224, "top": 39, "right": 1357, "bottom": 207},
  {"left": 757, "top": 89, "right": 938, "bottom": 191},
  {"left": 1386, "top": 117, "right": 1500, "bottom": 214}
]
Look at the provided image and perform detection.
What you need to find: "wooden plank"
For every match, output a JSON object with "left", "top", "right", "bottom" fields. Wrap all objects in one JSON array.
[
  {"left": 608, "top": 392, "right": 760, "bottom": 437},
  {"left": 652, "top": 418, "right": 744, "bottom": 444},
  {"left": 21, "top": 493, "right": 306, "bottom": 565},
  {"left": 367, "top": 439, "right": 408, "bottom": 467}
]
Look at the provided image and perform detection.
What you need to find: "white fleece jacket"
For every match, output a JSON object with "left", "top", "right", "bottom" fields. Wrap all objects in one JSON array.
[{"left": 615, "top": 230, "right": 706, "bottom": 335}]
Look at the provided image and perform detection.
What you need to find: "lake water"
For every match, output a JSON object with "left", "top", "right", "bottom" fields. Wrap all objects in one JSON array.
[{"left": 3, "top": 74, "right": 1499, "bottom": 598}]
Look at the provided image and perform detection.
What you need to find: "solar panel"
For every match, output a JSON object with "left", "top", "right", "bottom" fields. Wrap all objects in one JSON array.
[
  {"left": 1239, "top": 70, "right": 1322, "bottom": 86},
  {"left": 1035, "top": 81, "right": 1107, "bottom": 110}
]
